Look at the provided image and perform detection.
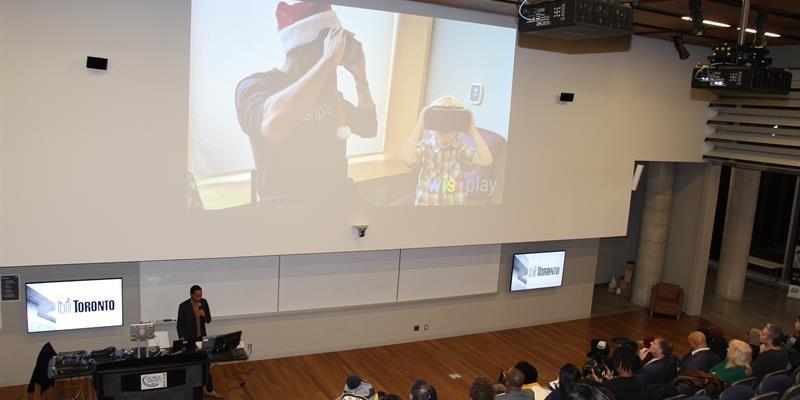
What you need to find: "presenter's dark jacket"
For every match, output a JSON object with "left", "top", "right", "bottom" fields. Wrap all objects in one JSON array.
[{"left": 177, "top": 298, "right": 211, "bottom": 339}]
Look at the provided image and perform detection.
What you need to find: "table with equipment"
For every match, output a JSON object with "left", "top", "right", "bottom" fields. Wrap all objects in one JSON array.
[{"left": 47, "top": 329, "right": 248, "bottom": 400}]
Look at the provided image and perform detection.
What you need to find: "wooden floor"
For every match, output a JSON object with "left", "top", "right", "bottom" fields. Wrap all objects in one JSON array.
[{"left": 0, "top": 310, "right": 735, "bottom": 400}]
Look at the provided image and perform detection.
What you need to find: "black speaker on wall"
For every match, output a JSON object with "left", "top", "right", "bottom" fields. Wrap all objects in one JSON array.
[
  {"left": 86, "top": 56, "right": 108, "bottom": 70},
  {"left": 559, "top": 92, "right": 575, "bottom": 102}
]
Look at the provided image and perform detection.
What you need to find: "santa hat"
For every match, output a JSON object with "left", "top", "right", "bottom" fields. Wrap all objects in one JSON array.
[{"left": 276, "top": 1, "right": 342, "bottom": 54}]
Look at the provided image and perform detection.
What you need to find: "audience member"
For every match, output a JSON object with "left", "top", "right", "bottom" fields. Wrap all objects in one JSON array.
[
  {"left": 545, "top": 364, "right": 582, "bottom": 400},
  {"left": 789, "top": 316, "right": 800, "bottom": 353},
  {"left": 600, "top": 346, "right": 644, "bottom": 400},
  {"left": 747, "top": 328, "right": 762, "bottom": 360},
  {"left": 709, "top": 339, "right": 753, "bottom": 384},
  {"left": 495, "top": 368, "right": 534, "bottom": 400},
  {"left": 470, "top": 378, "right": 496, "bottom": 400},
  {"left": 679, "top": 331, "right": 720, "bottom": 374},
  {"left": 636, "top": 337, "right": 678, "bottom": 385},
  {"left": 706, "top": 326, "right": 729, "bottom": 362},
  {"left": 410, "top": 380, "right": 433, "bottom": 400},
  {"left": 566, "top": 383, "right": 611, "bottom": 400},
  {"left": 752, "top": 323, "right": 789, "bottom": 379},
  {"left": 343, "top": 375, "right": 377, "bottom": 400},
  {"left": 515, "top": 361, "right": 552, "bottom": 399}
]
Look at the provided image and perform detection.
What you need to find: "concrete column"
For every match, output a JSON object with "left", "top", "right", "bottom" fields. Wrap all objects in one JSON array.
[
  {"left": 716, "top": 167, "right": 761, "bottom": 301},
  {"left": 631, "top": 162, "right": 675, "bottom": 307}
]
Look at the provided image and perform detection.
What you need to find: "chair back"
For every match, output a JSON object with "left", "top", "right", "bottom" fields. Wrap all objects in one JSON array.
[
  {"left": 720, "top": 385, "right": 757, "bottom": 400},
  {"left": 732, "top": 376, "right": 759, "bottom": 388},
  {"left": 686, "top": 396, "right": 712, "bottom": 400},
  {"left": 791, "top": 366, "right": 800, "bottom": 384},
  {"left": 765, "top": 369, "right": 793, "bottom": 381},
  {"left": 760, "top": 375, "right": 793, "bottom": 396},
  {"left": 780, "top": 384, "right": 800, "bottom": 400},
  {"left": 655, "top": 282, "right": 681, "bottom": 299},
  {"left": 751, "top": 393, "right": 780, "bottom": 400}
]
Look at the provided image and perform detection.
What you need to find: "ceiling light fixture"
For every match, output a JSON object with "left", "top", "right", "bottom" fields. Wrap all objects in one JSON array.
[
  {"left": 681, "top": 16, "right": 731, "bottom": 28},
  {"left": 737, "top": 28, "right": 781, "bottom": 38}
]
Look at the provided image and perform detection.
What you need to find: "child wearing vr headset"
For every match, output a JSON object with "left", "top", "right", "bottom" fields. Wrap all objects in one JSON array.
[{"left": 401, "top": 96, "right": 494, "bottom": 206}]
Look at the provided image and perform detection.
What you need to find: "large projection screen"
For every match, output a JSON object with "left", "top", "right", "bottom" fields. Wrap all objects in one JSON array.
[{"left": 0, "top": 0, "right": 709, "bottom": 266}]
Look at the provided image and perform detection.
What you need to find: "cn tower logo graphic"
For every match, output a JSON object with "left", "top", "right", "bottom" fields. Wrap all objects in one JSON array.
[{"left": 58, "top": 298, "right": 72, "bottom": 314}]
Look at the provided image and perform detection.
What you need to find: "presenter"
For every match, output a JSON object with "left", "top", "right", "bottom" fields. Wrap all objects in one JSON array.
[
  {"left": 177, "top": 285, "right": 212, "bottom": 339},
  {"left": 177, "top": 285, "right": 223, "bottom": 399},
  {"left": 235, "top": 1, "right": 378, "bottom": 206}
]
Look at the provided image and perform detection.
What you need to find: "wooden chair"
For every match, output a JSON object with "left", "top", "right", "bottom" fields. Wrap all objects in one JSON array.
[{"left": 649, "top": 282, "right": 684, "bottom": 319}]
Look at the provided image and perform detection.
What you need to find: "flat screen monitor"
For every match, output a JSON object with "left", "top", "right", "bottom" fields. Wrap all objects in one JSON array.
[
  {"left": 510, "top": 251, "right": 565, "bottom": 292},
  {"left": 26, "top": 278, "right": 123, "bottom": 333}
]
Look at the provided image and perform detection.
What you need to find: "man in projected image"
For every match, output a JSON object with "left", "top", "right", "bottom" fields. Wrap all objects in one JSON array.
[
  {"left": 235, "top": 1, "right": 377, "bottom": 206},
  {"left": 401, "top": 96, "right": 494, "bottom": 206}
]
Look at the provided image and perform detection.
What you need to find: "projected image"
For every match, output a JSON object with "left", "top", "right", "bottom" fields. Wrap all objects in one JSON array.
[
  {"left": 188, "top": 0, "right": 515, "bottom": 209},
  {"left": 511, "top": 251, "right": 566, "bottom": 292},
  {"left": 26, "top": 278, "right": 123, "bottom": 333}
]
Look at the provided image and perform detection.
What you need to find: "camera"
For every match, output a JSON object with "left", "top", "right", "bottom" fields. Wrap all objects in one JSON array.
[
  {"left": 583, "top": 358, "right": 608, "bottom": 379},
  {"left": 582, "top": 339, "right": 611, "bottom": 378},
  {"left": 424, "top": 106, "right": 471, "bottom": 132}
]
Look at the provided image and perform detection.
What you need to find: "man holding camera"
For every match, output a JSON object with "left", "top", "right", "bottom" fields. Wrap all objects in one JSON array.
[
  {"left": 590, "top": 347, "right": 645, "bottom": 400},
  {"left": 235, "top": 1, "right": 377, "bottom": 205}
]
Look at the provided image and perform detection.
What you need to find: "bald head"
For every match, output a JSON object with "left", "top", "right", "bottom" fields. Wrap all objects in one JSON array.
[
  {"left": 688, "top": 331, "right": 707, "bottom": 350},
  {"left": 505, "top": 368, "right": 525, "bottom": 389}
]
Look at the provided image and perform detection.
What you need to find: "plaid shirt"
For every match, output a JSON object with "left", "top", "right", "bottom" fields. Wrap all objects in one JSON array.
[{"left": 414, "top": 134, "right": 475, "bottom": 205}]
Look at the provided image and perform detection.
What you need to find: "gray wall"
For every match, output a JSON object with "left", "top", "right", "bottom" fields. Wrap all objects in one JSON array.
[
  {"left": 770, "top": 45, "right": 800, "bottom": 68},
  {"left": 0, "top": 263, "right": 140, "bottom": 386},
  {"left": 592, "top": 162, "right": 719, "bottom": 315},
  {"left": 0, "top": 240, "right": 597, "bottom": 387},
  {"left": 662, "top": 163, "right": 720, "bottom": 315},
  {"left": 595, "top": 172, "right": 646, "bottom": 284}
]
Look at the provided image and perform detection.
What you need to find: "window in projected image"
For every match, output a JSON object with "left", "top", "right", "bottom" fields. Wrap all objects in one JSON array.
[
  {"left": 26, "top": 278, "right": 123, "bottom": 333},
  {"left": 188, "top": 0, "right": 516, "bottom": 210},
  {"left": 510, "top": 251, "right": 566, "bottom": 292}
]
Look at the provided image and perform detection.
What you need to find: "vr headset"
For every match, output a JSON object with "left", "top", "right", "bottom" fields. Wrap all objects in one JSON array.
[{"left": 424, "top": 106, "right": 471, "bottom": 132}]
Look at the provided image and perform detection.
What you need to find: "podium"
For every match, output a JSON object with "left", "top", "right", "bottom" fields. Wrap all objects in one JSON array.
[{"left": 94, "top": 352, "right": 207, "bottom": 399}]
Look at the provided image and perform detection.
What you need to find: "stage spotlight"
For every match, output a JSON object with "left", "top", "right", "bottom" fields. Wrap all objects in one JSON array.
[
  {"left": 688, "top": 0, "right": 705, "bottom": 36},
  {"left": 672, "top": 33, "right": 691, "bottom": 60}
]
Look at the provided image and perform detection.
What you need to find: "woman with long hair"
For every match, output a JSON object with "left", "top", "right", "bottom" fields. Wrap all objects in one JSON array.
[
  {"left": 709, "top": 339, "right": 753, "bottom": 383},
  {"left": 545, "top": 364, "right": 583, "bottom": 400}
]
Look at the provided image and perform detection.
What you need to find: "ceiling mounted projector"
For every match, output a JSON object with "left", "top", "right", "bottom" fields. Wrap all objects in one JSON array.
[{"left": 517, "top": 0, "right": 633, "bottom": 40}]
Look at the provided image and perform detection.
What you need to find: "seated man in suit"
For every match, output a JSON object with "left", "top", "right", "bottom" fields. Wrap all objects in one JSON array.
[
  {"left": 679, "top": 331, "right": 720, "bottom": 374},
  {"left": 636, "top": 336, "right": 678, "bottom": 385}
]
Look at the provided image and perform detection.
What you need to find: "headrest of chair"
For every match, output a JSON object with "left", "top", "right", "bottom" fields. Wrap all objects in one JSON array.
[
  {"left": 656, "top": 282, "right": 680, "bottom": 297},
  {"left": 721, "top": 385, "right": 756, "bottom": 400}
]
